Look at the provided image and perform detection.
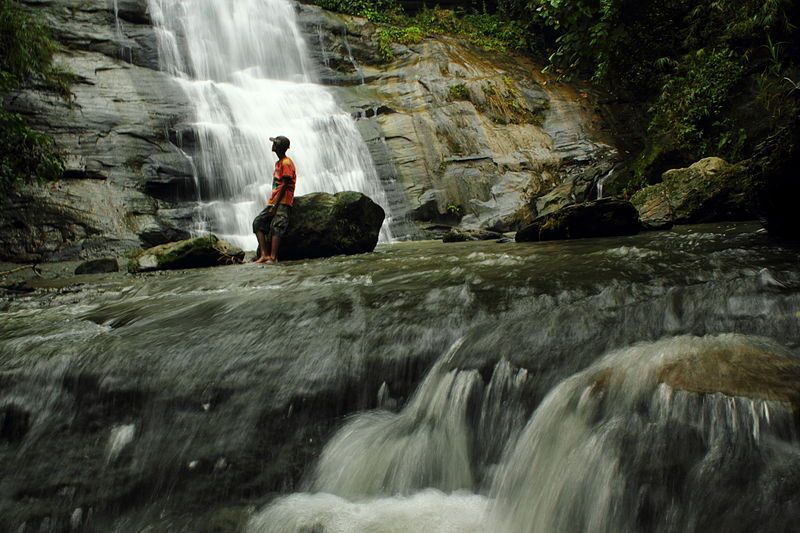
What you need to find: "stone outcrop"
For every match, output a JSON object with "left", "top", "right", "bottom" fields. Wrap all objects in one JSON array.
[
  {"left": 75, "top": 258, "right": 119, "bottom": 275},
  {"left": 269, "top": 191, "right": 385, "bottom": 260},
  {"left": 516, "top": 198, "right": 641, "bottom": 242},
  {"left": 658, "top": 342, "right": 800, "bottom": 406},
  {"left": 631, "top": 157, "right": 755, "bottom": 229},
  {"left": 128, "top": 235, "right": 244, "bottom": 272},
  {"left": 296, "top": 5, "right": 618, "bottom": 237},
  {"left": 0, "top": 0, "right": 193, "bottom": 262},
  {"left": 442, "top": 228, "right": 503, "bottom": 243}
]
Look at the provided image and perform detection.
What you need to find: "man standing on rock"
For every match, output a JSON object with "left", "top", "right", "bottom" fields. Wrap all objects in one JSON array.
[{"left": 253, "top": 135, "right": 297, "bottom": 263}]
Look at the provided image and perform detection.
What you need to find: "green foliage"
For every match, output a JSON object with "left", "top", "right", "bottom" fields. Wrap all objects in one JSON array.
[
  {"left": 312, "top": 0, "right": 402, "bottom": 23},
  {"left": 648, "top": 48, "right": 745, "bottom": 155},
  {"left": 1, "top": 0, "right": 68, "bottom": 194},
  {"left": 0, "top": 110, "right": 64, "bottom": 195},
  {"left": 313, "top": 1, "right": 527, "bottom": 59},
  {"left": 447, "top": 83, "right": 469, "bottom": 101},
  {"left": 446, "top": 203, "right": 463, "bottom": 216},
  {"left": 378, "top": 26, "right": 424, "bottom": 61}
]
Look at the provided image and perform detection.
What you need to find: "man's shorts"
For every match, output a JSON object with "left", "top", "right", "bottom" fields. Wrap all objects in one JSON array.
[{"left": 252, "top": 204, "right": 291, "bottom": 237}]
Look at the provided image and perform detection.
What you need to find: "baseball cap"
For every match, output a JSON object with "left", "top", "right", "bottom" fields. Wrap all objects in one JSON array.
[{"left": 269, "top": 135, "right": 290, "bottom": 149}]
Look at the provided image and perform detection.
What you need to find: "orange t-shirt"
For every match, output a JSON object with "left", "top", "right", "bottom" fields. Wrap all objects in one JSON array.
[{"left": 268, "top": 156, "right": 297, "bottom": 206}]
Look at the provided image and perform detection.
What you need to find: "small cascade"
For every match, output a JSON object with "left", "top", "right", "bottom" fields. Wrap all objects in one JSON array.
[
  {"left": 147, "top": 0, "right": 393, "bottom": 249},
  {"left": 489, "top": 334, "right": 800, "bottom": 532},
  {"left": 112, "top": 0, "right": 133, "bottom": 63},
  {"left": 596, "top": 168, "right": 613, "bottom": 200},
  {"left": 249, "top": 334, "right": 800, "bottom": 533},
  {"left": 342, "top": 29, "right": 365, "bottom": 85},
  {"left": 309, "top": 338, "right": 480, "bottom": 497}
]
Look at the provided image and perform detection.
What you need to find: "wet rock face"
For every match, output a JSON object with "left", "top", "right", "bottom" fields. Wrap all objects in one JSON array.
[
  {"left": 0, "top": 0, "right": 193, "bottom": 262},
  {"left": 631, "top": 157, "right": 756, "bottom": 228},
  {"left": 296, "top": 5, "right": 617, "bottom": 236},
  {"left": 273, "top": 191, "right": 386, "bottom": 260},
  {"left": 516, "top": 198, "right": 641, "bottom": 242}
]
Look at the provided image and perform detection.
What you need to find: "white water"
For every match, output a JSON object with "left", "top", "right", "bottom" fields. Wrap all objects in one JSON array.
[
  {"left": 147, "top": 0, "right": 392, "bottom": 249},
  {"left": 250, "top": 334, "right": 800, "bottom": 532}
]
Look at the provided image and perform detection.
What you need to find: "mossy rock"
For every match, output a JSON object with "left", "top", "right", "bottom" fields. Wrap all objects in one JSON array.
[
  {"left": 442, "top": 228, "right": 503, "bottom": 243},
  {"left": 630, "top": 157, "right": 756, "bottom": 228},
  {"left": 128, "top": 235, "right": 244, "bottom": 272},
  {"left": 274, "top": 191, "right": 385, "bottom": 260},
  {"left": 516, "top": 199, "right": 641, "bottom": 242}
]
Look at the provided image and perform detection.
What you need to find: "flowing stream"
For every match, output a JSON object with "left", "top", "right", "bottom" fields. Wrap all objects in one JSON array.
[
  {"left": 1, "top": 223, "right": 799, "bottom": 531},
  {"left": 147, "top": 0, "right": 393, "bottom": 249}
]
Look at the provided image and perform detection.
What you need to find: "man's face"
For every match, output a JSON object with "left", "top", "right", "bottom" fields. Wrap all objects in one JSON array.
[{"left": 271, "top": 141, "right": 278, "bottom": 153}]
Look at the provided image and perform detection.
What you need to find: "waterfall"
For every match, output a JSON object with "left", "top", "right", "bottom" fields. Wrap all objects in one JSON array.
[{"left": 147, "top": 0, "right": 392, "bottom": 249}]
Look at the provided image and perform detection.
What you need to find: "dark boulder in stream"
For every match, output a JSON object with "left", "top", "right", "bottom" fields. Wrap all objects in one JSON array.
[
  {"left": 75, "top": 258, "right": 120, "bottom": 275},
  {"left": 271, "top": 191, "right": 385, "bottom": 260},
  {"left": 516, "top": 198, "right": 641, "bottom": 242}
]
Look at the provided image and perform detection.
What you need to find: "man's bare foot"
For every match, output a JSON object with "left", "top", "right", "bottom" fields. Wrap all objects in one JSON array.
[{"left": 254, "top": 256, "right": 271, "bottom": 264}]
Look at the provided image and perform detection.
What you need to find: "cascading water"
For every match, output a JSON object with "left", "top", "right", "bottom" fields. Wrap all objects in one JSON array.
[
  {"left": 251, "top": 334, "right": 800, "bottom": 533},
  {"left": 2, "top": 223, "right": 799, "bottom": 531},
  {"left": 147, "top": 0, "right": 392, "bottom": 249}
]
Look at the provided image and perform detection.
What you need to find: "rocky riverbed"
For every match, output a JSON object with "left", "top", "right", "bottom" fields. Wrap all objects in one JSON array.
[{"left": 1, "top": 222, "right": 799, "bottom": 531}]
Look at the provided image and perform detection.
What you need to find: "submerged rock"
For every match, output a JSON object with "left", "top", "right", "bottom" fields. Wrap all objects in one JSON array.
[
  {"left": 442, "top": 228, "right": 503, "bottom": 243},
  {"left": 658, "top": 342, "right": 800, "bottom": 406},
  {"left": 515, "top": 199, "right": 641, "bottom": 242},
  {"left": 128, "top": 235, "right": 244, "bottom": 272},
  {"left": 273, "top": 192, "right": 385, "bottom": 260},
  {"left": 75, "top": 258, "right": 119, "bottom": 275},
  {"left": 631, "top": 157, "right": 755, "bottom": 228}
]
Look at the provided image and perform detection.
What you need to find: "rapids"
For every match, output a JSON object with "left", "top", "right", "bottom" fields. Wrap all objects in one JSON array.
[{"left": 1, "top": 223, "right": 799, "bottom": 531}]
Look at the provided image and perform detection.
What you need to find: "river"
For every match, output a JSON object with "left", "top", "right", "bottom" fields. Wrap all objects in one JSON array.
[{"left": 1, "top": 222, "right": 799, "bottom": 531}]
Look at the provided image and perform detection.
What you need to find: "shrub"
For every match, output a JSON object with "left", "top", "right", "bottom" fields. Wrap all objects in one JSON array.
[
  {"left": 1, "top": 0, "right": 68, "bottom": 194},
  {"left": 648, "top": 48, "right": 745, "bottom": 155},
  {"left": 0, "top": 110, "right": 64, "bottom": 195}
]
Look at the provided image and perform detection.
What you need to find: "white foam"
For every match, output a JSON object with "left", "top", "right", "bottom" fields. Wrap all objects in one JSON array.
[{"left": 247, "top": 490, "right": 491, "bottom": 533}]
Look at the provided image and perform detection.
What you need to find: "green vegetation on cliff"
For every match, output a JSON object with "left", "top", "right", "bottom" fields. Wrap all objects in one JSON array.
[
  {"left": 313, "top": 0, "right": 527, "bottom": 60},
  {"left": 313, "top": 0, "right": 799, "bottom": 197},
  {"left": 0, "top": 0, "right": 70, "bottom": 195},
  {"left": 497, "top": 0, "right": 799, "bottom": 189}
]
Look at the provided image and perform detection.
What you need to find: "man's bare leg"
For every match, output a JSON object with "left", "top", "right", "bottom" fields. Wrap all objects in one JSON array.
[
  {"left": 255, "top": 230, "right": 271, "bottom": 263},
  {"left": 268, "top": 235, "right": 281, "bottom": 263}
]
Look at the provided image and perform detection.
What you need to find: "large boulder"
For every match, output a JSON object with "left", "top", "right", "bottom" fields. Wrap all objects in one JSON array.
[
  {"left": 276, "top": 191, "right": 385, "bottom": 260},
  {"left": 631, "top": 157, "right": 755, "bottom": 228},
  {"left": 128, "top": 235, "right": 244, "bottom": 272},
  {"left": 516, "top": 199, "right": 641, "bottom": 242}
]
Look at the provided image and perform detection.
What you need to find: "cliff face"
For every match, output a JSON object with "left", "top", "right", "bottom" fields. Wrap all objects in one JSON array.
[
  {"left": 296, "top": 4, "right": 617, "bottom": 234},
  {"left": 1, "top": 1, "right": 618, "bottom": 261},
  {"left": 1, "top": 0, "right": 193, "bottom": 262}
]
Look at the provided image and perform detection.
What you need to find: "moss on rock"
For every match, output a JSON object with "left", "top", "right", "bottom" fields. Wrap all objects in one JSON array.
[{"left": 128, "top": 235, "right": 244, "bottom": 273}]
